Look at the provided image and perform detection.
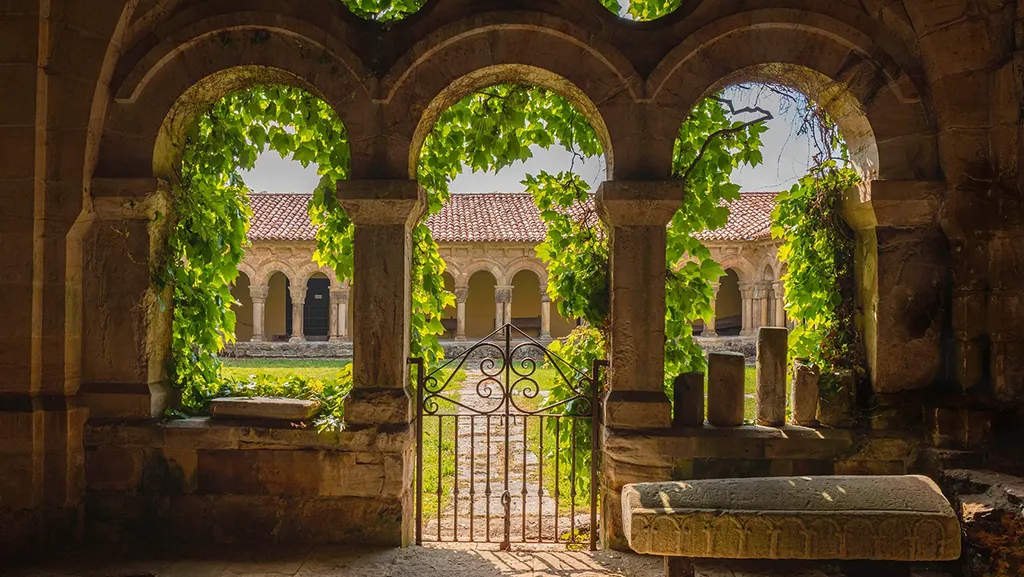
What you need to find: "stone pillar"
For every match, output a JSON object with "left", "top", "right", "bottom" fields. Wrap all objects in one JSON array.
[
  {"left": 540, "top": 291, "right": 552, "bottom": 340},
  {"left": 454, "top": 287, "right": 468, "bottom": 341},
  {"left": 704, "top": 282, "right": 720, "bottom": 337},
  {"left": 288, "top": 285, "right": 306, "bottom": 342},
  {"left": 337, "top": 180, "right": 423, "bottom": 547},
  {"left": 250, "top": 285, "right": 268, "bottom": 342},
  {"left": 338, "top": 289, "right": 350, "bottom": 341},
  {"left": 329, "top": 287, "right": 343, "bottom": 341},
  {"left": 758, "top": 283, "right": 770, "bottom": 328},
  {"left": 739, "top": 282, "right": 755, "bottom": 336},
  {"left": 494, "top": 285, "right": 513, "bottom": 328},
  {"left": 773, "top": 281, "right": 786, "bottom": 328},
  {"left": 707, "top": 351, "right": 746, "bottom": 427},
  {"left": 791, "top": 359, "right": 820, "bottom": 426},
  {"left": 755, "top": 327, "right": 789, "bottom": 426},
  {"left": 597, "top": 181, "right": 682, "bottom": 551}
]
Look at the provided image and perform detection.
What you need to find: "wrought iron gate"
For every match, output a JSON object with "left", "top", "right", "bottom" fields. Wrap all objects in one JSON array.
[{"left": 409, "top": 324, "right": 604, "bottom": 550}]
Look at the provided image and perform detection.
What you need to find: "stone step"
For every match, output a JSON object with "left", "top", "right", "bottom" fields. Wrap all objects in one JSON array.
[
  {"left": 209, "top": 396, "right": 318, "bottom": 421},
  {"left": 676, "top": 559, "right": 952, "bottom": 577}
]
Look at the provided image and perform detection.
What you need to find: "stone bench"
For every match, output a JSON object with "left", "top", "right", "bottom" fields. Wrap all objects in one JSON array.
[{"left": 622, "top": 475, "right": 961, "bottom": 564}]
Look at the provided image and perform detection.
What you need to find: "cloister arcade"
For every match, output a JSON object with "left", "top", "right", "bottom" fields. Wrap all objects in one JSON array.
[{"left": 5, "top": 0, "right": 1020, "bottom": 568}]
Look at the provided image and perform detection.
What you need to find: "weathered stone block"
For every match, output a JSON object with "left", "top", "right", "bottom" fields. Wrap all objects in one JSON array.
[
  {"left": 257, "top": 450, "right": 319, "bottom": 497},
  {"left": 707, "top": 352, "right": 745, "bottom": 427},
  {"left": 755, "top": 328, "right": 788, "bottom": 426},
  {"left": 209, "top": 397, "right": 318, "bottom": 421},
  {"left": 790, "top": 360, "right": 819, "bottom": 426},
  {"left": 197, "top": 450, "right": 260, "bottom": 495},
  {"left": 622, "top": 476, "right": 961, "bottom": 561},
  {"left": 673, "top": 372, "right": 704, "bottom": 428},
  {"left": 85, "top": 446, "right": 143, "bottom": 493},
  {"left": 938, "top": 469, "right": 1024, "bottom": 577},
  {"left": 163, "top": 419, "right": 239, "bottom": 450}
]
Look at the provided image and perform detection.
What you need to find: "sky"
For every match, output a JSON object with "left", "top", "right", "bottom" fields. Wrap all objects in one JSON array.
[{"left": 242, "top": 85, "right": 818, "bottom": 195}]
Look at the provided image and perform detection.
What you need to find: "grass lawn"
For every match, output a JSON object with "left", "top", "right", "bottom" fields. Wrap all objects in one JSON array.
[{"left": 221, "top": 357, "right": 350, "bottom": 381}]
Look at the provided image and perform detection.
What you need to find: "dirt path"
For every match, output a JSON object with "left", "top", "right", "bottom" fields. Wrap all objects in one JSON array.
[{"left": 424, "top": 367, "right": 591, "bottom": 547}]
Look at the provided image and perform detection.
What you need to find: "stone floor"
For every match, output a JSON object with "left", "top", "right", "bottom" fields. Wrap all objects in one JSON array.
[{"left": 9, "top": 544, "right": 663, "bottom": 577}]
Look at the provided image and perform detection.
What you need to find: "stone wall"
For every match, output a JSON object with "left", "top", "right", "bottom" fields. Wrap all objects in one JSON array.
[{"left": 84, "top": 418, "right": 412, "bottom": 545}]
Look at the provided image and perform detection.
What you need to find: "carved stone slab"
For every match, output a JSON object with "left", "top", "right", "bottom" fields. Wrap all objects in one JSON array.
[
  {"left": 622, "top": 475, "right": 961, "bottom": 561},
  {"left": 209, "top": 397, "right": 318, "bottom": 421}
]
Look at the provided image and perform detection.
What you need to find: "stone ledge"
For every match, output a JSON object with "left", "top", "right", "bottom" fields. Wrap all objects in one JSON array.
[{"left": 210, "top": 397, "right": 318, "bottom": 422}]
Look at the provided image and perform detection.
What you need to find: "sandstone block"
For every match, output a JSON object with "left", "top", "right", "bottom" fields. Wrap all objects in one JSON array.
[
  {"left": 622, "top": 475, "right": 960, "bottom": 561},
  {"left": 790, "top": 359, "right": 819, "bottom": 426},
  {"left": 755, "top": 328, "right": 788, "bottom": 426},
  {"left": 707, "top": 352, "right": 745, "bottom": 427},
  {"left": 209, "top": 397, "right": 317, "bottom": 421},
  {"left": 673, "top": 372, "right": 704, "bottom": 428}
]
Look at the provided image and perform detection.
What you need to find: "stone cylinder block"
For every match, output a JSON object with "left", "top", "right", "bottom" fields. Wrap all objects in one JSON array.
[
  {"left": 755, "top": 327, "right": 789, "bottom": 426},
  {"left": 790, "top": 359, "right": 820, "bottom": 426},
  {"left": 672, "top": 372, "right": 704, "bottom": 428},
  {"left": 707, "top": 352, "right": 745, "bottom": 427}
]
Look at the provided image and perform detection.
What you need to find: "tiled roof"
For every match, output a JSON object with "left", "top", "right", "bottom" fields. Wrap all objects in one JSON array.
[
  {"left": 247, "top": 192, "right": 317, "bottom": 241},
  {"left": 246, "top": 191, "right": 777, "bottom": 243},
  {"left": 695, "top": 192, "right": 778, "bottom": 242}
]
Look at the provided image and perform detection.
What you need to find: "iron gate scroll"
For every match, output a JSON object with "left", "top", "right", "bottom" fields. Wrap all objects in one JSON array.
[{"left": 409, "top": 324, "right": 605, "bottom": 550}]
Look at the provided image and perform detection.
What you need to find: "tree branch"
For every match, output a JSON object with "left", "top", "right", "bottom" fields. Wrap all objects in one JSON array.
[{"left": 678, "top": 100, "right": 773, "bottom": 187}]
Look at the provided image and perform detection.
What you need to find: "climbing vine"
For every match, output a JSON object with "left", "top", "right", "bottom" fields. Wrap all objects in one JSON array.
[{"left": 769, "top": 99, "right": 866, "bottom": 393}]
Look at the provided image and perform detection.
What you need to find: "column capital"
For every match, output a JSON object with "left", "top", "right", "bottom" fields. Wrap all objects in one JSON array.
[
  {"left": 540, "top": 290, "right": 551, "bottom": 303},
  {"left": 709, "top": 281, "right": 721, "bottom": 296},
  {"left": 454, "top": 286, "right": 469, "bottom": 303},
  {"left": 330, "top": 287, "right": 348, "bottom": 302},
  {"left": 289, "top": 286, "right": 307, "bottom": 304},
  {"left": 494, "top": 285, "right": 514, "bottom": 303},
  {"left": 336, "top": 180, "right": 424, "bottom": 226},
  {"left": 249, "top": 284, "right": 269, "bottom": 302},
  {"left": 596, "top": 180, "right": 684, "bottom": 227}
]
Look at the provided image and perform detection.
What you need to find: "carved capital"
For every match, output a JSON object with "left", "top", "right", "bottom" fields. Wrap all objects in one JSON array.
[
  {"left": 336, "top": 180, "right": 424, "bottom": 226},
  {"left": 540, "top": 290, "right": 551, "bottom": 303},
  {"left": 596, "top": 180, "right": 684, "bottom": 227},
  {"left": 454, "top": 287, "right": 469, "bottom": 303},
  {"left": 494, "top": 286, "right": 514, "bottom": 303},
  {"left": 249, "top": 284, "right": 269, "bottom": 302},
  {"left": 289, "top": 286, "right": 307, "bottom": 305}
]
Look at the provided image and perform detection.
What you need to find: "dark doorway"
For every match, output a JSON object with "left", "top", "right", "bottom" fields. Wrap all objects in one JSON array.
[{"left": 304, "top": 276, "right": 330, "bottom": 340}]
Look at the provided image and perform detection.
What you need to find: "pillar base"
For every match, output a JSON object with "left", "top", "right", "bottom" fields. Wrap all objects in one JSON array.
[
  {"left": 250, "top": 334, "right": 264, "bottom": 342},
  {"left": 702, "top": 330, "right": 718, "bottom": 338},
  {"left": 539, "top": 332, "right": 552, "bottom": 342},
  {"left": 454, "top": 335, "right": 467, "bottom": 342},
  {"left": 288, "top": 336, "right": 305, "bottom": 343},
  {"left": 603, "top": 390, "right": 672, "bottom": 430}
]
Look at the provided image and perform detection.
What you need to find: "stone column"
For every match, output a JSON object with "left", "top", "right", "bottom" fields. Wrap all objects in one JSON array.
[
  {"left": 773, "top": 281, "right": 786, "bottom": 328},
  {"left": 494, "top": 285, "right": 513, "bottom": 328},
  {"left": 338, "top": 289, "right": 350, "bottom": 341},
  {"left": 540, "top": 291, "right": 552, "bottom": 340},
  {"left": 288, "top": 285, "right": 306, "bottom": 342},
  {"left": 755, "top": 327, "right": 789, "bottom": 426},
  {"left": 597, "top": 181, "right": 682, "bottom": 552},
  {"left": 454, "top": 287, "right": 468, "bottom": 340},
  {"left": 329, "top": 288, "right": 343, "bottom": 341},
  {"left": 704, "top": 282, "right": 720, "bottom": 337},
  {"left": 758, "top": 283, "right": 771, "bottom": 328},
  {"left": 250, "top": 284, "right": 269, "bottom": 342},
  {"left": 739, "top": 282, "right": 755, "bottom": 336},
  {"left": 337, "top": 180, "right": 423, "bottom": 547},
  {"left": 598, "top": 181, "right": 681, "bottom": 429}
]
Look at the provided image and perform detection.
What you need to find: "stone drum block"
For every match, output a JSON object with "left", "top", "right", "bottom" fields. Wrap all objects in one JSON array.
[
  {"left": 707, "top": 352, "right": 745, "bottom": 427},
  {"left": 673, "top": 372, "right": 705, "bottom": 427},
  {"left": 209, "top": 397, "right": 318, "bottom": 421},
  {"left": 621, "top": 475, "right": 961, "bottom": 561},
  {"left": 756, "top": 327, "right": 788, "bottom": 426}
]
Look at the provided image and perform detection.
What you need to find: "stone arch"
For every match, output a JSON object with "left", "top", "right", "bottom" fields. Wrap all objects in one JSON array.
[
  {"left": 385, "top": 12, "right": 642, "bottom": 178},
  {"left": 503, "top": 257, "right": 549, "bottom": 290},
  {"left": 236, "top": 261, "right": 258, "bottom": 286},
  {"left": 715, "top": 256, "right": 757, "bottom": 284},
  {"left": 252, "top": 262, "right": 299, "bottom": 289},
  {"left": 647, "top": 7, "right": 936, "bottom": 184},
  {"left": 297, "top": 264, "right": 339, "bottom": 289},
  {"left": 458, "top": 259, "right": 507, "bottom": 287},
  {"left": 97, "top": 8, "right": 374, "bottom": 181}
]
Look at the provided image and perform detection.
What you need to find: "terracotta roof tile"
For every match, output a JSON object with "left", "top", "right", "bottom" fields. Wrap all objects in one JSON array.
[
  {"left": 246, "top": 191, "right": 777, "bottom": 243},
  {"left": 695, "top": 192, "right": 778, "bottom": 242}
]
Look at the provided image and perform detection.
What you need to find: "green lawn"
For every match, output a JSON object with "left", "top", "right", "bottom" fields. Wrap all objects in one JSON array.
[{"left": 221, "top": 357, "right": 350, "bottom": 381}]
